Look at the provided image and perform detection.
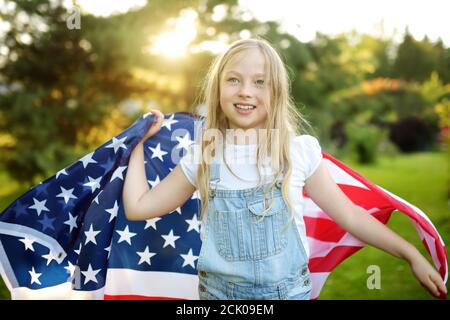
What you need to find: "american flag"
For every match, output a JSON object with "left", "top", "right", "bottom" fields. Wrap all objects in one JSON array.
[{"left": 0, "top": 112, "right": 447, "bottom": 299}]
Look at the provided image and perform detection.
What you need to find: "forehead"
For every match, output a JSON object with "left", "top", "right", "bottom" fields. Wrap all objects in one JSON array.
[{"left": 222, "top": 48, "right": 267, "bottom": 76}]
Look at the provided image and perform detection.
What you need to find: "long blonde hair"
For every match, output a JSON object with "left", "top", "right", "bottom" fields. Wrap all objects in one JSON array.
[{"left": 196, "top": 38, "right": 311, "bottom": 224}]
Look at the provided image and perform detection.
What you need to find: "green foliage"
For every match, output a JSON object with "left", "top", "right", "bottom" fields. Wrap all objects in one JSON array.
[{"left": 344, "top": 122, "right": 387, "bottom": 164}]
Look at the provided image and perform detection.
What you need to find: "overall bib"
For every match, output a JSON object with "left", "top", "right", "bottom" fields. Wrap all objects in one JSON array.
[{"left": 196, "top": 162, "right": 312, "bottom": 300}]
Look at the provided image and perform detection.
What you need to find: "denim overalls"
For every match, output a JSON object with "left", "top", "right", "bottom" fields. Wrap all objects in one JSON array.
[{"left": 196, "top": 161, "right": 312, "bottom": 300}]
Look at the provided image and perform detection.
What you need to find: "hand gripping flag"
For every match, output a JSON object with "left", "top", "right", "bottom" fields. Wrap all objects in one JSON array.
[{"left": 0, "top": 112, "right": 447, "bottom": 299}]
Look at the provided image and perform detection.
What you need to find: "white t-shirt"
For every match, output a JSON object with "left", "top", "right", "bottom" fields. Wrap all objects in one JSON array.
[{"left": 179, "top": 135, "right": 323, "bottom": 258}]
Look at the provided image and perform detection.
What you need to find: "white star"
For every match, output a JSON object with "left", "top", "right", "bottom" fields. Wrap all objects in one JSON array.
[
  {"left": 106, "top": 136, "right": 127, "bottom": 153},
  {"left": 104, "top": 243, "right": 112, "bottom": 259},
  {"left": 65, "top": 261, "right": 76, "bottom": 278},
  {"left": 84, "top": 224, "right": 101, "bottom": 245},
  {"left": 149, "top": 143, "right": 168, "bottom": 162},
  {"left": 19, "top": 237, "right": 35, "bottom": 251},
  {"left": 42, "top": 250, "right": 58, "bottom": 266},
  {"left": 29, "top": 267, "right": 42, "bottom": 285},
  {"left": 56, "top": 186, "right": 78, "bottom": 204},
  {"left": 161, "top": 114, "right": 178, "bottom": 131},
  {"left": 161, "top": 229, "right": 180, "bottom": 249},
  {"left": 81, "top": 264, "right": 101, "bottom": 285},
  {"left": 116, "top": 225, "right": 137, "bottom": 245},
  {"left": 180, "top": 249, "right": 198, "bottom": 269},
  {"left": 147, "top": 175, "right": 160, "bottom": 188},
  {"left": 174, "top": 206, "right": 182, "bottom": 215},
  {"left": 74, "top": 243, "right": 82, "bottom": 255},
  {"left": 175, "top": 133, "right": 194, "bottom": 151},
  {"left": 56, "top": 169, "right": 68, "bottom": 179},
  {"left": 136, "top": 246, "right": 156, "bottom": 266},
  {"left": 93, "top": 190, "right": 103, "bottom": 204},
  {"left": 105, "top": 201, "right": 119, "bottom": 223},
  {"left": 64, "top": 212, "right": 78, "bottom": 232},
  {"left": 144, "top": 217, "right": 161, "bottom": 230},
  {"left": 83, "top": 176, "right": 102, "bottom": 193},
  {"left": 29, "top": 198, "right": 49, "bottom": 216},
  {"left": 79, "top": 152, "right": 97, "bottom": 168},
  {"left": 185, "top": 214, "right": 201, "bottom": 233},
  {"left": 110, "top": 166, "right": 127, "bottom": 182}
]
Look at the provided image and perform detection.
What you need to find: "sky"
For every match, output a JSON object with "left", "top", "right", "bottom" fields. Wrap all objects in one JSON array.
[{"left": 76, "top": 0, "right": 450, "bottom": 45}]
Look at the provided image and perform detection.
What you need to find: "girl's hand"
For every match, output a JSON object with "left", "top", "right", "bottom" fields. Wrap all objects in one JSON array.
[
  {"left": 140, "top": 109, "right": 165, "bottom": 143},
  {"left": 409, "top": 254, "right": 447, "bottom": 299}
]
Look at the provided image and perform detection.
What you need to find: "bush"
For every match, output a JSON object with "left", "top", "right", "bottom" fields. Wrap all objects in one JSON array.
[
  {"left": 345, "top": 123, "right": 387, "bottom": 164},
  {"left": 389, "top": 116, "right": 438, "bottom": 152}
]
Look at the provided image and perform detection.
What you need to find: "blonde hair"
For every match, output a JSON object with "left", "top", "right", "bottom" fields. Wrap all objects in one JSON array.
[{"left": 196, "top": 38, "right": 311, "bottom": 225}]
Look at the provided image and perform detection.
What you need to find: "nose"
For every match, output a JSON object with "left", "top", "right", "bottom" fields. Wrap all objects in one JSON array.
[{"left": 238, "top": 81, "right": 253, "bottom": 99}]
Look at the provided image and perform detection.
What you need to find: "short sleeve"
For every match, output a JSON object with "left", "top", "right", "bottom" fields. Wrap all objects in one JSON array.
[
  {"left": 292, "top": 135, "right": 323, "bottom": 181},
  {"left": 179, "top": 144, "right": 200, "bottom": 188}
]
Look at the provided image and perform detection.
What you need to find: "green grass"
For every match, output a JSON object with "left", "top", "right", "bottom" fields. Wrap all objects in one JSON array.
[
  {"left": 0, "top": 152, "right": 448, "bottom": 299},
  {"left": 319, "top": 151, "right": 449, "bottom": 299}
]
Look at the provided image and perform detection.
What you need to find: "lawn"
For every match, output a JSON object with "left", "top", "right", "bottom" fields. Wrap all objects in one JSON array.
[{"left": 0, "top": 151, "right": 448, "bottom": 300}]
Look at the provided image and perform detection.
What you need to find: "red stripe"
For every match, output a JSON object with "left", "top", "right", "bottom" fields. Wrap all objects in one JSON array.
[
  {"left": 104, "top": 295, "right": 185, "bottom": 300},
  {"left": 309, "top": 245, "right": 363, "bottom": 273}
]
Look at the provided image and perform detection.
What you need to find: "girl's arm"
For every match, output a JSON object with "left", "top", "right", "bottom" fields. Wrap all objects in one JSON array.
[
  {"left": 304, "top": 161, "right": 447, "bottom": 299},
  {"left": 122, "top": 110, "right": 196, "bottom": 221}
]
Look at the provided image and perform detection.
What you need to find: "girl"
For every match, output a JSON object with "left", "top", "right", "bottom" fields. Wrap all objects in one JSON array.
[{"left": 122, "top": 38, "right": 447, "bottom": 300}]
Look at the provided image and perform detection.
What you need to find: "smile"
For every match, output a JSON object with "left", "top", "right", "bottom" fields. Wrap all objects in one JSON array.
[{"left": 234, "top": 103, "right": 256, "bottom": 110}]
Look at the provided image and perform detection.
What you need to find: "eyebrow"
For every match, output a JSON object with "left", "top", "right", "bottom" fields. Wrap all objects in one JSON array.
[{"left": 224, "top": 70, "right": 266, "bottom": 77}]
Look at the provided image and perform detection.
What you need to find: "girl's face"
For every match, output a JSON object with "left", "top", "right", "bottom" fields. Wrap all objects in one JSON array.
[{"left": 219, "top": 48, "right": 271, "bottom": 132}]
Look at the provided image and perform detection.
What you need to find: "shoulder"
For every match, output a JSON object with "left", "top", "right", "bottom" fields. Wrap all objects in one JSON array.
[
  {"left": 291, "top": 134, "right": 321, "bottom": 151},
  {"left": 290, "top": 134, "right": 323, "bottom": 179}
]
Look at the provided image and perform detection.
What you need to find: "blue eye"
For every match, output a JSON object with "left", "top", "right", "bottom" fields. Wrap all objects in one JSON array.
[{"left": 227, "top": 77, "right": 239, "bottom": 84}]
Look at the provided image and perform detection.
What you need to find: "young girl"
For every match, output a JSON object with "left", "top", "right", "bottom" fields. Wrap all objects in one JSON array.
[{"left": 122, "top": 38, "right": 447, "bottom": 300}]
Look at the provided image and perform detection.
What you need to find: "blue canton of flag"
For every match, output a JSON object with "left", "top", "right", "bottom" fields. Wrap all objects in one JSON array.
[{"left": 0, "top": 112, "right": 204, "bottom": 299}]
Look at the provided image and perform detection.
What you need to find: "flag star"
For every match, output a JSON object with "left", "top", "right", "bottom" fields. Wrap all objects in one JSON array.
[
  {"left": 144, "top": 217, "right": 161, "bottom": 230},
  {"left": 175, "top": 133, "right": 194, "bottom": 151},
  {"left": 64, "top": 212, "right": 78, "bottom": 232},
  {"left": 74, "top": 243, "right": 82, "bottom": 255},
  {"left": 180, "top": 249, "right": 198, "bottom": 269},
  {"left": 29, "top": 267, "right": 42, "bottom": 285},
  {"left": 105, "top": 243, "right": 112, "bottom": 259},
  {"left": 65, "top": 261, "right": 76, "bottom": 278},
  {"left": 56, "top": 168, "right": 68, "bottom": 179},
  {"left": 105, "top": 201, "right": 119, "bottom": 223},
  {"left": 136, "top": 246, "right": 156, "bottom": 266},
  {"left": 79, "top": 152, "right": 97, "bottom": 168},
  {"left": 13, "top": 200, "right": 28, "bottom": 217},
  {"left": 19, "top": 237, "right": 35, "bottom": 251},
  {"left": 161, "top": 114, "right": 178, "bottom": 131},
  {"left": 83, "top": 176, "right": 102, "bottom": 193},
  {"left": 174, "top": 206, "right": 182, "bottom": 215},
  {"left": 84, "top": 224, "right": 101, "bottom": 245},
  {"left": 110, "top": 166, "right": 127, "bottom": 182},
  {"left": 56, "top": 186, "right": 78, "bottom": 204},
  {"left": 93, "top": 190, "right": 103, "bottom": 204},
  {"left": 116, "top": 225, "right": 137, "bottom": 245},
  {"left": 29, "top": 198, "right": 49, "bottom": 216},
  {"left": 81, "top": 264, "right": 101, "bottom": 285},
  {"left": 38, "top": 214, "right": 56, "bottom": 232},
  {"left": 147, "top": 175, "right": 160, "bottom": 188},
  {"left": 161, "top": 229, "right": 180, "bottom": 249},
  {"left": 106, "top": 136, "right": 127, "bottom": 153},
  {"left": 42, "top": 250, "right": 58, "bottom": 266},
  {"left": 185, "top": 214, "right": 201, "bottom": 233},
  {"left": 149, "top": 143, "right": 168, "bottom": 162}
]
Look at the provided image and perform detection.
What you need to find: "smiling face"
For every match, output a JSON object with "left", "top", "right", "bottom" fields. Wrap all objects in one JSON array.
[{"left": 219, "top": 48, "right": 271, "bottom": 132}]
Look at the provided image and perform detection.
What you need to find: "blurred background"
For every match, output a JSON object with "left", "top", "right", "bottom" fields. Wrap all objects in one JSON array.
[{"left": 0, "top": 0, "right": 449, "bottom": 299}]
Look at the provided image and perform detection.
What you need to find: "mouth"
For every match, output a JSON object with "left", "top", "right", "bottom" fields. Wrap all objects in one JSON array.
[{"left": 234, "top": 103, "right": 256, "bottom": 114}]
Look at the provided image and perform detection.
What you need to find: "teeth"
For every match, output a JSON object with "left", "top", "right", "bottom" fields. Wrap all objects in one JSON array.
[{"left": 235, "top": 104, "right": 256, "bottom": 110}]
